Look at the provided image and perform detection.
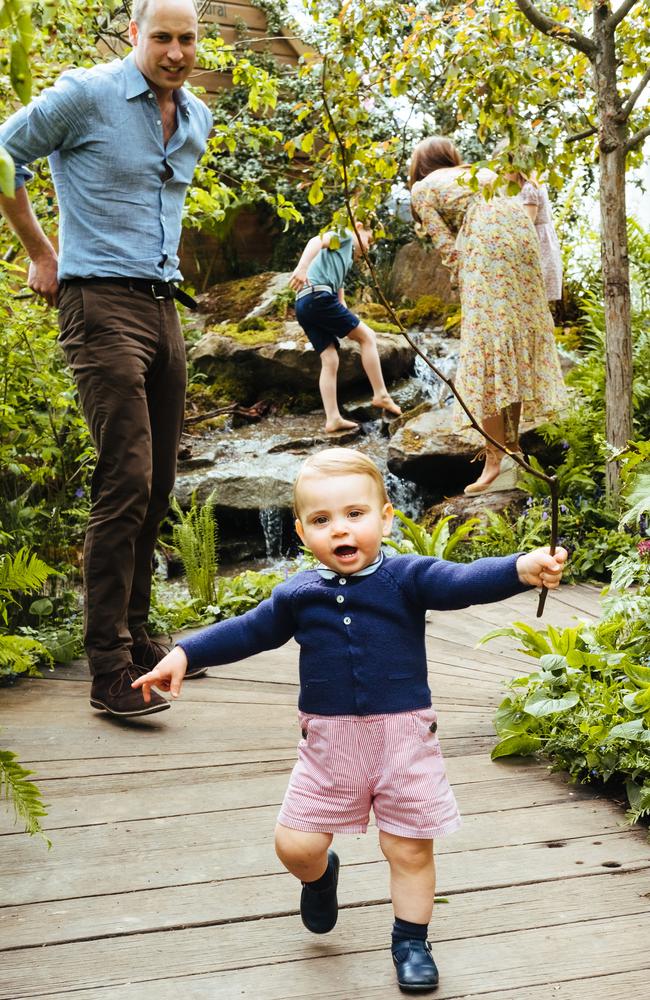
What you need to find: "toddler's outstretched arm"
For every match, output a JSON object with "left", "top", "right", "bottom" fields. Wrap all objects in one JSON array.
[
  {"left": 516, "top": 546, "right": 567, "bottom": 589},
  {"left": 132, "top": 646, "right": 188, "bottom": 703}
]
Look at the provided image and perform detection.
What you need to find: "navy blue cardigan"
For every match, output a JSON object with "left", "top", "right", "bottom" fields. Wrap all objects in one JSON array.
[{"left": 178, "top": 553, "right": 529, "bottom": 716}]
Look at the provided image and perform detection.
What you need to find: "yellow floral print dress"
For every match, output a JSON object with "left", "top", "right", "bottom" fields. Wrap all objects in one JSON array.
[{"left": 411, "top": 168, "right": 567, "bottom": 433}]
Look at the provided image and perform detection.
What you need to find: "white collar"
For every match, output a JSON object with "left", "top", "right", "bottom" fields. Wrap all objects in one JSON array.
[{"left": 317, "top": 551, "right": 384, "bottom": 580}]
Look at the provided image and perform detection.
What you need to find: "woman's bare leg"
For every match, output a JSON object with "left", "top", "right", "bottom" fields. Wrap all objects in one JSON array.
[{"left": 347, "top": 322, "right": 401, "bottom": 416}]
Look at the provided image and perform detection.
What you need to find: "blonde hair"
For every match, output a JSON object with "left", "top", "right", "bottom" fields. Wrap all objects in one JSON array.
[{"left": 293, "top": 448, "right": 388, "bottom": 516}]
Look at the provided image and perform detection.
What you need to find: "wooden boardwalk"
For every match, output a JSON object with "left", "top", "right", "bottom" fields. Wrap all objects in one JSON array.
[{"left": 1, "top": 583, "right": 650, "bottom": 999}]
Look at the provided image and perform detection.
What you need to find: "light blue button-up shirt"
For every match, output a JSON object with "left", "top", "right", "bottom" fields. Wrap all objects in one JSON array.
[{"left": 0, "top": 53, "right": 212, "bottom": 281}]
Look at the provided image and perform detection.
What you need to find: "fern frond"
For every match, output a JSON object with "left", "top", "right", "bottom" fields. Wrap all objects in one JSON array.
[
  {"left": 0, "top": 634, "right": 52, "bottom": 678},
  {"left": 0, "top": 749, "right": 51, "bottom": 846}
]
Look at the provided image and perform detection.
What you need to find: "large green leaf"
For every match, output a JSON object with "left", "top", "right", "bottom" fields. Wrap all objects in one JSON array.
[
  {"left": 523, "top": 690, "right": 580, "bottom": 717},
  {"left": 0, "top": 146, "right": 15, "bottom": 197},
  {"left": 491, "top": 733, "right": 542, "bottom": 759},
  {"left": 10, "top": 39, "right": 31, "bottom": 104},
  {"left": 606, "top": 720, "right": 650, "bottom": 743}
]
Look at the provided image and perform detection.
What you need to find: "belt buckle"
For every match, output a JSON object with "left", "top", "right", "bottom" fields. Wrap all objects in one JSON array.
[{"left": 151, "top": 282, "right": 168, "bottom": 301}]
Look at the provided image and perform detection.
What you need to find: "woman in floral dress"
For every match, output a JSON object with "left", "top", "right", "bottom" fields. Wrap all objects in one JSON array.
[{"left": 409, "top": 137, "right": 567, "bottom": 494}]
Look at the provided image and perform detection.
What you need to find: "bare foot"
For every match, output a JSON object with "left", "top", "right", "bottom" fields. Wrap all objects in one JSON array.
[
  {"left": 325, "top": 418, "right": 359, "bottom": 434},
  {"left": 371, "top": 394, "right": 402, "bottom": 417}
]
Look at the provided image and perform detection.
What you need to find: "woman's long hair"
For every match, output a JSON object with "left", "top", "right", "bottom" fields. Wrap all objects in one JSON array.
[
  {"left": 409, "top": 137, "right": 464, "bottom": 223},
  {"left": 408, "top": 137, "right": 463, "bottom": 189}
]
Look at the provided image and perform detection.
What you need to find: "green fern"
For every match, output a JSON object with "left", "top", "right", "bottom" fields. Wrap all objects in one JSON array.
[
  {"left": 0, "top": 548, "right": 53, "bottom": 623},
  {"left": 170, "top": 491, "right": 219, "bottom": 606},
  {"left": 385, "top": 510, "right": 482, "bottom": 559},
  {"left": 0, "top": 746, "right": 51, "bottom": 846},
  {"left": 0, "top": 634, "right": 53, "bottom": 679}
]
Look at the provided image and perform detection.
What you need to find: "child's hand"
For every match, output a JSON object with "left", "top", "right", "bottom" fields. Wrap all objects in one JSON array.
[
  {"left": 131, "top": 646, "right": 188, "bottom": 703},
  {"left": 288, "top": 268, "right": 308, "bottom": 291},
  {"left": 516, "top": 546, "right": 568, "bottom": 589}
]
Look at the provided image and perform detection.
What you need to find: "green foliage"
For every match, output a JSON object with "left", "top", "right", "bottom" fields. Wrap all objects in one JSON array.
[
  {"left": 386, "top": 510, "right": 482, "bottom": 560},
  {"left": 461, "top": 493, "right": 639, "bottom": 583},
  {"left": 216, "top": 569, "right": 284, "bottom": 619},
  {"left": 482, "top": 460, "right": 650, "bottom": 822},
  {"left": 237, "top": 316, "right": 267, "bottom": 332},
  {"left": 0, "top": 743, "right": 50, "bottom": 845},
  {"left": 170, "top": 492, "right": 219, "bottom": 607},
  {"left": 0, "top": 548, "right": 55, "bottom": 681}
]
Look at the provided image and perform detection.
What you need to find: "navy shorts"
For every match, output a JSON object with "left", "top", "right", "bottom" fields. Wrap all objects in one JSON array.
[{"left": 295, "top": 290, "right": 360, "bottom": 354}]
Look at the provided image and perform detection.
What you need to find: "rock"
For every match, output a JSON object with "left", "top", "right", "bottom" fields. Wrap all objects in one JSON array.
[
  {"left": 388, "top": 402, "right": 553, "bottom": 492},
  {"left": 387, "top": 242, "right": 459, "bottom": 306},
  {"left": 425, "top": 489, "right": 528, "bottom": 525},
  {"left": 195, "top": 272, "right": 293, "bottom": 326},
  {"left": 189, "top": 326, "right": 414, "bottom": 399}
]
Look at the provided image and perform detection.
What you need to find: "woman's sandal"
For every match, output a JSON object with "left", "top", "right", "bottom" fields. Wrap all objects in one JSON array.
[{"left": 463, "top": 453, "right": 520, "bottom": 495}]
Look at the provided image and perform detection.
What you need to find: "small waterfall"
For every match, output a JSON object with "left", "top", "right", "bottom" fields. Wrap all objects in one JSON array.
[
  {"left": 413, "top": 350, "right": 458, "bottom": 407},
  {"left": 385, "top": 471, "right": 424, "bottom": 521},
  {"left": 259, "top": 507, "right": 284, "bottom": 558}
]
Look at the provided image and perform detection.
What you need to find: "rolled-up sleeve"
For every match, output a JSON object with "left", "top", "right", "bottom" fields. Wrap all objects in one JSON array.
[{"left": 0, "top": 69, "right": 89, "bottom": 189}]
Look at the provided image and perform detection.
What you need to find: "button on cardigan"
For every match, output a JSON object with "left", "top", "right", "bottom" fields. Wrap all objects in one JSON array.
[{"left": 178, "top": 553, "right": 530, "bottom": 716}]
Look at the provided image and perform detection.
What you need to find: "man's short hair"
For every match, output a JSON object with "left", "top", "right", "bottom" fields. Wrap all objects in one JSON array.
[{"left": 131, "top": 0, "right": 198, "bottom": 28}]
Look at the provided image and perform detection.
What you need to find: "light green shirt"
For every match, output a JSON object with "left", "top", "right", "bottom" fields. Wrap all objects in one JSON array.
[{"left": 306, "top": 231, "right": 354, "bottom": 291}]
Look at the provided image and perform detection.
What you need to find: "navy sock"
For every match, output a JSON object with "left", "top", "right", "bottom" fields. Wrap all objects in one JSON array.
[
  {"left": 304, "top": 855, "right": 334, "bottom": 891},
  {"left": 392, "top": 917, "right": 428, "bottom": 949}
]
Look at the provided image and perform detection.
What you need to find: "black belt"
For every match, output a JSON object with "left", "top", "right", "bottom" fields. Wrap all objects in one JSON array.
[{"left": 65, "top": 277, "right": 198, "bottom": 311}]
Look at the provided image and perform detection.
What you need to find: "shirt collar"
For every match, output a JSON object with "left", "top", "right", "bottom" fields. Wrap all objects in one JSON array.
[
  {"left": 122, "top": 52, "right": 190, "bottom": 115},
  {"left": 317, "top": 551, "right": 384, "bottom": 580}
]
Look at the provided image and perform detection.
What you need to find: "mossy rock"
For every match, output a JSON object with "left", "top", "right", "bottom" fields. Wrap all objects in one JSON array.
[
  {"left": 398, "top": 294, "right": 450, "bottom": 328},
  {"left": 206, "top": 319, "right": 284, "bottom": 346},
  {"left": 197, "top": 272, "right": 279, "bottom": 324}
]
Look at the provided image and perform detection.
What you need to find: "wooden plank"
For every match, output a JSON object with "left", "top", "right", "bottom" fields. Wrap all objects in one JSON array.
[
  {"left": 2, "top": 841, "right": 648, "bottom": 952},
  {"left": 2, "top": 872, "right": 650, "bottom": 997},
  {"left": 1, "top": 797, "right": 646, "bottom": 906},
  {"left": 201, "top": 1, "right": 269, "bottom": 32},
  {"left": 11, "top": 911, "right": 650, "bottom": 999},
  {"left": 0, "top": 763, "right": 575, "bottom": 835},
  {"left": 456, "top": 970, "right": 650, "bottom": 1000}
]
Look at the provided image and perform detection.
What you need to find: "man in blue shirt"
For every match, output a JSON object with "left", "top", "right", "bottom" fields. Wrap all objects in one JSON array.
[{"left": 0, "top": 0, "right": 213, "bottom": 717}]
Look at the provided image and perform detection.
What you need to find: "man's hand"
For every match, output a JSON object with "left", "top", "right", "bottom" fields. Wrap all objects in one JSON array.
[
  {"left": 288, "top": 267, "right": 308, "bottom": 292},
  {"left": 516, "top": 546, "right": 567, "bottom": 589},
  {"left": 28, "top": 251, "right": 59, "bottom": 307},
  {"left": 131, "top": 646, "right": 189, "bottom": 703}
]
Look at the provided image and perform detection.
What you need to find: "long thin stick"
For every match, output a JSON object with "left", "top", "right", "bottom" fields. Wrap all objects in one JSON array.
[{"left": 320, "top": 57, "right": 560, "bottom": 618}]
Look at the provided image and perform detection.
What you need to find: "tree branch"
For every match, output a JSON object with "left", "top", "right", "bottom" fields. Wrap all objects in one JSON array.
[
  {"left": 514, "top": 0, "right": 595, "bottom": 57},
  {"left": 566, "top": 125, "right": 598, "bottom": 143},
  {"left": 625, "top": 123, "right": 650, "bottom": 154},
  {"left": 620, "top": 66, "right": 650, "bottom": 121},
  {"left": 606, "top": 0, "right": 641, "bottom": 32}
]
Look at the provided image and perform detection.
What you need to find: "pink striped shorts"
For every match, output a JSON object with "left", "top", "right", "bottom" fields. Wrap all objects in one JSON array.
[{"left": 277, "top": 708, "right": 462, "bottom": 839}]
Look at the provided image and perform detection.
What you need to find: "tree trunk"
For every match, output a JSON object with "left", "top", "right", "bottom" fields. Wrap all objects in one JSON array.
[{"left": 594, "top": 6, "right": 633, "bottom": 499}]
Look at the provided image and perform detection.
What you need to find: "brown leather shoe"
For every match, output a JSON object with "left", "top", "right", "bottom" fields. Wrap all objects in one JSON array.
[
  {"left": 90, "top": 665, "right": 170, "bottom": 717},
  {"left": 131, "top": 636, "right": 208, "bottom": 678}
]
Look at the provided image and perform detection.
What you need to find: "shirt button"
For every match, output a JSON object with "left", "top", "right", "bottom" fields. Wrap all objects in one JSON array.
[
  {"left": 343, "top": 616, "right": 351, "bottom": 625},
  {"left": 148, "top": 92, "right": 154, "bottom": 99},
  {"left": 161, "top": 214, "right": 166, "bottom": 221},
  {"left": 156, "top": 119, "right": 162, "bottom": 125},
  {"left": 339, "top": 578, "right": 346, "bottom": 585},
  {"left": 336, "top": 595, "right": 344, "bottom": 604}
]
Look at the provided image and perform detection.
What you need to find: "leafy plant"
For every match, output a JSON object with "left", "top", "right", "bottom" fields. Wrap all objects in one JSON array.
[
  {"left": 481, "top": 458, "right": 650, "bottom": 823},
  {"left": 0, "top": 738, "right": 50, "bottom": 846},
  {"left": 170, "top": 492, "right": 219, "bottom": 607},
  {"left": 0, "top": 548, "right": 54, "bottom": 681},
  {"left": 386, "top": 510, "right": 482, "bottom": 560}
]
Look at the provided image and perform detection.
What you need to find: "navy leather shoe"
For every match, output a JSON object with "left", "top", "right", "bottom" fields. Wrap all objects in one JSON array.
[
  {"left": 300, "top": 850, "right": 339, "bottom": 934},
  {"left": 392, "top": 939, "right": 439, "bottom": 993}
]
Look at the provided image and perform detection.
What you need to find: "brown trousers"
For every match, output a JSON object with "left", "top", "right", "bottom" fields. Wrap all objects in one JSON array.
[{"left": 57, "top": 281, "right": 186, "bottom": 676}]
